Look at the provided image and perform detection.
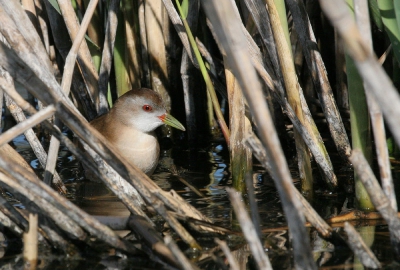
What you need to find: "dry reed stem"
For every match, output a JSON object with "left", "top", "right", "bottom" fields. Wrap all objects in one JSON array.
[
  {"left": 215, "top": 238, "right": 240, "bottom": 270},
  {"left": 0, "top": 210, "right": 23, "bottom": 236},
  {"left": 138, "top": 0, "right": 151, "bottom": 86},
  {"left": 98, "top": 0, "right": 119, "bottom": 114},
  {"left": 222, "top": 0, "right": 336, "bottom": 187},
  {"left": 245, "top": 132, "right": 333, "bottom": 238},
  {"left": 253, "top": 61, "right": 337, "bottom": 187},
  {"left": 202, "top": 1, "right": 317, "bottom": 268},
  {"left": 165, "top": 235, "right": 200, "bottom": 270},
  {"left": 243, "top": 0, "right": 283, "bottom": 85},
  {"left": 344, "top": 222, "right": 381, "bottom": 269},
  {"left": 225, "top": 68, "right": 252, "bottom": 191},
  {"left": 155, "top": 201, "right": 201, "bottom": 250},
  {"left": 265, "top": 0, "right": 314, "bottom": 193},
  {"left": 122, "top": 0, "right": 142, "bottom": 90},
  {"left": 23, "top": 213, "right": 38, "bottom": 268},
  {"left": 0, "top": 70, "right": 66, "bottom": 193},
  {"left": 0, "top": 164, "right": 136, "bottom": 253},
  {"left": 0, "top": 192, "right": 28, "bottom": 233},
  {"left": 61, "top": 0, "right": 99, "bottom": 97},
  {"left": 0, "top": 103, "right": 54, "bottom": 147},
  {"left": 0, "top": 38, "right": 212, "bottom": 232},
  {"left": 0, "top": 171, "right": 87, "bottom": 241},
  {"left": 0, "top": 0, "right": 52, "bottom": 72},
  {"left": 45, "top": 0, "right": 98, "bottom": 186},
  {"left": 226, "top": 188, "right": 272, "bottom": 270},
  {"left": 145, "top": 0, "right": 170, "bottom": 110},
  {"left": 286, "top": 0, "right": 351, "bottom": 161},
  {"left": 355, "top": 0, "right": 396, "bottom": 211},
  {"left": 319, "top": 0, "right": 400, "bottom": 151},
  {"left": 34, "top": 0, "right": 51, "bottom": 54},
  {"left": 57, "top": 0, "right": 99, "bottom": 109},
  {"left": 162, "top": 0, "right": 198, "bottom": 68},
  {"left": 350, "top": 149, "right": 400, "bottom": 241},
  {"left": 4, "top": 98, "right": 66, "bottom": 194}
]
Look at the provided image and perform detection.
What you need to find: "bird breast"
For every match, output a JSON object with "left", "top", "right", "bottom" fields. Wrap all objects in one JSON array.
[{"left": 110, "top": 126, "right": 160, "bottom": 175}]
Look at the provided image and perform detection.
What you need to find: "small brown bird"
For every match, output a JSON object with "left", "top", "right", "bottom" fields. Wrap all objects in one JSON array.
[{"left": 90, "top": 88, "right": 185, "bottom": 175}]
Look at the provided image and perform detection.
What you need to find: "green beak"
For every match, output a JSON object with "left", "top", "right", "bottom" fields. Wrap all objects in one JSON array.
[{"left": 159, "top": 113, "right": 186, "bottom": 131}]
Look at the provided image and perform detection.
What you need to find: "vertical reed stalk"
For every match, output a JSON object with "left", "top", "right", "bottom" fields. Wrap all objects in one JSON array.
[
  {"left": 265, "top": 0, "right": 314, "bottom": 195},
  {"left": 174, "top": 0, "right": 230, "bottom": 145},
  {"left": 114, "top": 7, "right": 131, "bottom": 97},
  {"left": 346, "top": 0, "right": 374, "bottom": 211},
  {"left": 98, "top": 0, "right": 120, "bottom": 113},
  {"left": 122, "top": 0, "right": 142, "bottom": 89},
  {"left": 225, "top": 68, "right": 252, "bottom": 191},
  {"left": 378, "top": 0, "right": 400, "bottom": 63},
  {"left": 83, "top": 0, "right": 103, "bottom": 71}
]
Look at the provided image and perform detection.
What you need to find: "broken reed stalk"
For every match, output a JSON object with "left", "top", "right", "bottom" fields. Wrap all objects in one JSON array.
[
  {"left": 355, "top": 0, "right": 396, "bottom": 211},
  {"left": 201, "top": 1, "right": 317, "bottom": 268},
  {"left": 98, "top": 0, "right": 120, "bottom": 114},
  {"left": 23, "top": 213, "right": 38, "bottom": 269},
  {"left": 319, "top": 0, "right": 400, "bottom": 156},
  {"left": 226, "top": 188, "right": 272, "bottom": 270},
  {"left": 344, "top": 222, "right": 381, "bottom": 269},
  {"left": 34, "top": 0, "right": 51, "bottom": 55},
  {"left": 285, "top": 0, "right": 351, "bottom": 161},
  {"left": 44, "top": 0, "right": 99, "bottom": 186}
]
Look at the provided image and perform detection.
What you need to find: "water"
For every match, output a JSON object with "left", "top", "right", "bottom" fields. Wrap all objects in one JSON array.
[{"left": 0, "top": 132, "right": 398, "bottom": 269}]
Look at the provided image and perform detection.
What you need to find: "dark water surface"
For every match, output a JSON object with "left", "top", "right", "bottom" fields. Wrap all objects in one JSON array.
[{"left": 0, "top": 132, "right": 398, "bottom": 269}]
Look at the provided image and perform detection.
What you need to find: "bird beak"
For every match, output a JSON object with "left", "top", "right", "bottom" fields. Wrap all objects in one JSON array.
[{"left": 158, "top": 113, "right": 186, "bottom": 131}]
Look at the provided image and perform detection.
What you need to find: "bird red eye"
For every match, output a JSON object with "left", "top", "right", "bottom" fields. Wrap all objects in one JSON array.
[{"left": 142, "top": 105, "right": 152, "bottom": 112}]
